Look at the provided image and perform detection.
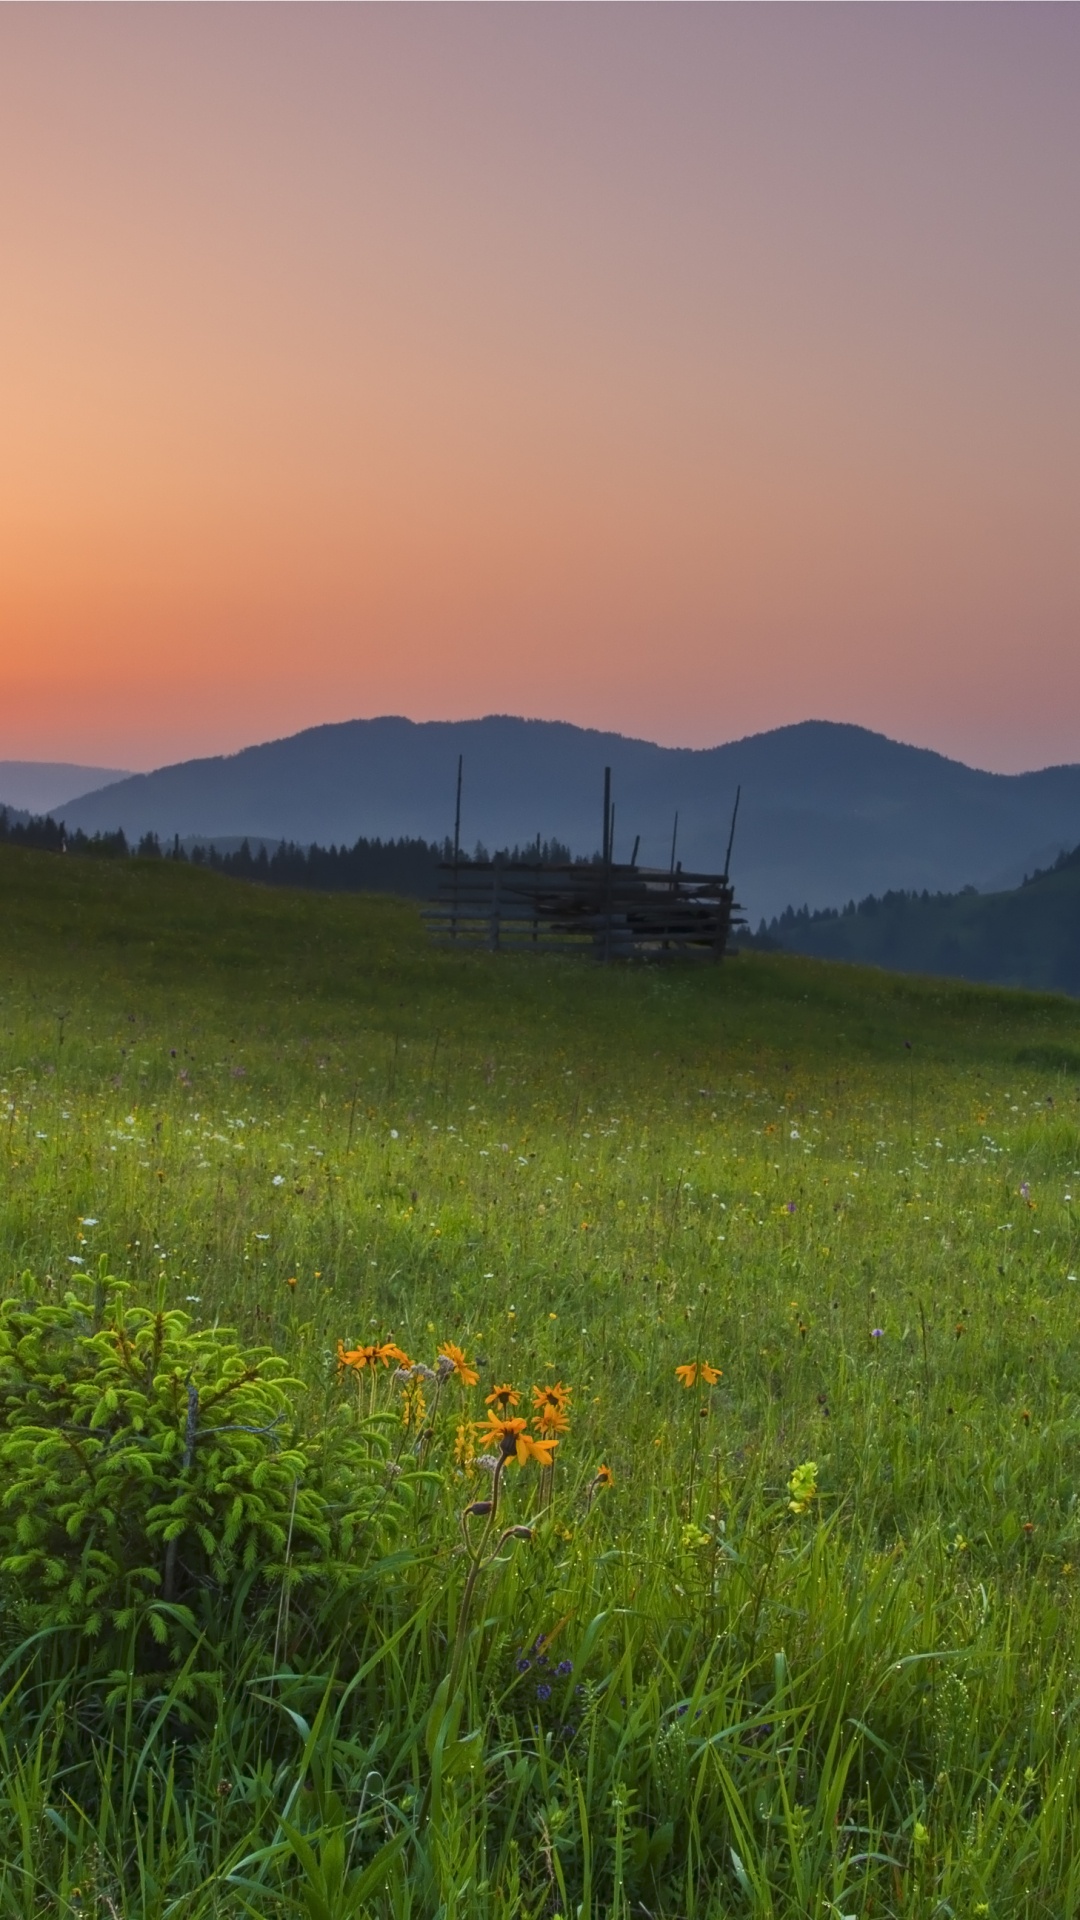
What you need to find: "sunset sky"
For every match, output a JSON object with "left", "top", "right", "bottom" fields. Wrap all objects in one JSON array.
[{"left": 2, "top": 6, "right": 1077, "bottom": 774}]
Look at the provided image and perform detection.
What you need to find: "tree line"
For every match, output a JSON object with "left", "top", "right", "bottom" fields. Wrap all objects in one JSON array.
[{"left": 0, "top": 809, "right": 587, "bottom": 899}]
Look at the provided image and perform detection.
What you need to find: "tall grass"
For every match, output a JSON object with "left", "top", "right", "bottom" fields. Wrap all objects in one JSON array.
[{"left": 1, "top": 844, "right": 1080, "bottom": 1914}]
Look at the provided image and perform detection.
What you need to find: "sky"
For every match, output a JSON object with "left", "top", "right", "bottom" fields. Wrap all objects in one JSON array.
[{"left": 1, "top": 5, "right": 1078, "bottom": 775}]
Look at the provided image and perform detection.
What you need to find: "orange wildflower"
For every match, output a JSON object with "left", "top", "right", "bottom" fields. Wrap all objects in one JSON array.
[
  {"left": 479, "top": 1413, "right": 557, "bottom": 1467},
  {"left": 379, "top": 1341, "right": 410, "bottom": 1367},
  {"left": 338, "top": 1341, "right": 404, "bottom": 1373},
  {"left": 485, "top": 1382, "right": 520, "bottom": 1411},
  {"left": 439, "top": 1342, "right": 480, "bottom": 1387},
  {"left": 536, "top": 1403, "right": 570, "bottom": 1436},
  {"left": 532, "top": 1381, "right": 572, "bottom": 1415},
  {"left": 595, "top": 1463, "right": 614, "bottom": 1488},
  {"left": 675, "top": 1361, "right": 722, "bottom": 1389}
]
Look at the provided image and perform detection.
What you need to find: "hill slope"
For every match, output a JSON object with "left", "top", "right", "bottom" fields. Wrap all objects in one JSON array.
[
  {"left": 57, "top": 715, "right": 1080, "bottom": 923},
  {"left": 765, "top": 848, "right": 1080, "bottom": 997}
]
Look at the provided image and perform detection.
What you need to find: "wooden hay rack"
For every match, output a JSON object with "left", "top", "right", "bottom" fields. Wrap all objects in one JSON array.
[{"left": 422, "top": 764, "right": 745, "bottom": 963}]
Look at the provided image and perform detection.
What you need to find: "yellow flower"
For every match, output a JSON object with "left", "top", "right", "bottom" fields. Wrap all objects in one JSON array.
[
  {"left": 594, "top": 1463, "right": 614, "bottom": 1489},
  {"left": 453, "top": 1419, "right": 476, "bottom": 1469},
  {"left": 787, "top": 1460, "right": 818, "bottom": 1514},
  {"left": 400, "top": 1380, "right": 426, "bottom": 1431},
  {"left": 338, "top": 1340, "right": 406, "bottom": 1373},
  {"left": 485, "top": 1382, "right": 520, "bottom": 1411},
  {"left": 675, "top": 1361, "right": 722, "bottom": 1389},
  {"left": 479, "top": 1414, "right": 556, "bottom": 1467},
  {"left": 536, "top": 1403, "right": 570, "bottom": 1436},
  {"left": 532, "top": 1381, "right": 572, "bottom": 1415},
  {"left": 439, "top": 1342, "right": 479, "bottom": 1387}
]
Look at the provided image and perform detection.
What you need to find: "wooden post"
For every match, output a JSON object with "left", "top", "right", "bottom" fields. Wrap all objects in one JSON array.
[
  {"left": 601, "top": 769, "right": 613, "bottom": 963},
  {"left": 488, "top": 854, "right": 502, "bottom": 952},
  {"left": 602, "top": 766, "right": 611, "bottom": 865},
  {"left": 451, "top": 754, "right": 463, "bottom": 943},
  {"left": 722, "top": 786, "right": 741, "bottom": 882}
]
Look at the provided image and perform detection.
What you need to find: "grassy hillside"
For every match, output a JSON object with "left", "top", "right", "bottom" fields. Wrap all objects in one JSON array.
[
  {"left": 763, "top": 847, "right": 1080, "bottom": 998},
  {"left": 3, "top": 844, "right": 1080, "bottom": 1916}
]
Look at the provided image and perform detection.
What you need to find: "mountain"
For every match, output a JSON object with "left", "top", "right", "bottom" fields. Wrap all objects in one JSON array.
[
  {"left": 758, "top": 847, "right": 1080, "bottom": 999},
  {"left": 0, "top": 761, "right": 131, "bottom": 814},
  {"left": 56, "top": 716, "right": 1080, "bottom": 923}
]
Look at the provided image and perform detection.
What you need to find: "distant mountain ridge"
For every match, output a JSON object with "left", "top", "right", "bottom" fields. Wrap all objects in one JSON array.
[
  {"left": 55, "top": 715, "right": 1080, "bottom": 923},
  {"left": 0, "top": 761, "right": 131, "bottom": 814}
]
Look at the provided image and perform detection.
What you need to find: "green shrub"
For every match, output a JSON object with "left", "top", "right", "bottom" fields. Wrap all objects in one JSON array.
[{"left": 0, "top": 1270, "right": 400, "bottom": 1657}]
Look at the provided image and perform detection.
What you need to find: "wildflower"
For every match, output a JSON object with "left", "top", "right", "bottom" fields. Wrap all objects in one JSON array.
[
  {"left": 536, "top": 1683, "right": 551, "bottom": 1702},
  {"left": 870, "top": 1327, "right": 884, "bottom": 1339},
  {"left": 681, "top": 1521, "right": 712, "bottom": 1550},
  {"left": 438, "top": 1342, "right": 479, "bottom": 1387},
  {"left": 286, "top": 1275, "right": 297, "bottom": 1292},
  {"left": 532, "top": 1381, "right": 571, "bottom": 1416},
  {"left": 400, "top": 1379, "right": 427, "bottom": 1432},
  {"left": 475, "top": 1453, "right": 501, "bottom": 1474},
  {"left": 338, "top": 1341, "right": 400, "bottom": 1373},
  {"left": 379, "top": 1341, "right": 410, "bottom": 1366},
  {"left": 485, "top": 1382, "right": 520, "bottom": 1412},
  {"left": 675, "top": 1361, "right": 721, "bottom": 1389},
  {"left": 536, "top": 1403, "right": 570, "bottom": 1436},
  {"left": 453, "top": 1419, "right": 477, "bottom": 1469},
  {"left": 479, "top": 1414, "right": 556, "bottom": 1467},
  {"left": 585, "top": 1462, "right": 613, "bottom": 1509},
  {"left": 516, "top": 1656, "right": 531, "bottom": 1672},
  {"left": 787, "top": 1460, "right": 818, "bottom": 1514},
  {"left": 556, "top": 1659, "right": 573, "bottom": 1676}
]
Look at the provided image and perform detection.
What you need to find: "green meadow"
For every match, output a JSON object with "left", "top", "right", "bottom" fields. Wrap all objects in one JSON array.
[{"left": 3, "top": 841, "right": 1080, "bottom": 1918}]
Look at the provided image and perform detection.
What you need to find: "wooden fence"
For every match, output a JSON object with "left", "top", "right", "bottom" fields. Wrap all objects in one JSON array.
[{"left": 423, "top": 858, "right": 744, "bottom": 961}]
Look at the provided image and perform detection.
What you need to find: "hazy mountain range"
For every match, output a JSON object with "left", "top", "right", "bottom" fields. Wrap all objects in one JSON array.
[
  {"left": 0, "top": 761, "right": 131, "bottom": 814},
  {"left": 8, "top": 717, "right": 1080, "bottom": 924}
]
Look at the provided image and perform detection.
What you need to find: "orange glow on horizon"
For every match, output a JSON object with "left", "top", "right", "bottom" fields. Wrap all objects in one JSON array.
[{"left": 1, "top": 7, "right": 1078, "bottom": 774}]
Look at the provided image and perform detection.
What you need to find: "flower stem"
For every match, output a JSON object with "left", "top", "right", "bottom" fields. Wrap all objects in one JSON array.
[{"left": 445, "top": 1453, "right": 504, "bottom": 1704}]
